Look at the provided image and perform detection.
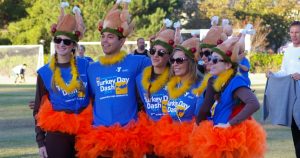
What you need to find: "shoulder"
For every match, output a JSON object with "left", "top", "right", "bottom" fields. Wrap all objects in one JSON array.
[
  {"left": 229, "top": 75, "right": 249, "bottom": 88},
  {"left": 87, "top": 61, "right": 100, "bottom": 71},
  {"left": 37, "top": 64, "right": 50, "bottom": 74},
  {"left": 77, "top": 57, "right": 89, "bottom": 65},
  {"left": 126, "top": 54, "right": 151, "bottom": 63}
]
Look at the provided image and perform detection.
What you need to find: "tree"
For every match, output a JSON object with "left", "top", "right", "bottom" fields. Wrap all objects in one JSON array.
[
  {"left": 3, "top": 0, "right": 195, "bottom": 52},
  {"left": 199, "top": 0, "right": 300, "bottom": 51}
]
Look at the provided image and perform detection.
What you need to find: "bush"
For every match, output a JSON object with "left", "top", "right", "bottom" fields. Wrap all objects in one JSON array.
[{"left": 249, "top": 52, "right": 283, "bottom": 73}]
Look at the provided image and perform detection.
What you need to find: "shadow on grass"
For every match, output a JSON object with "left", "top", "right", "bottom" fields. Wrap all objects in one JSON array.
[{"left": 1, "top": 153, "right": 38, "bottom": 158}]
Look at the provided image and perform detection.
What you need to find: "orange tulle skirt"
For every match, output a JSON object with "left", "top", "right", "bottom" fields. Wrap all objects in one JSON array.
[
  {"left": 36, "top": 95, "right": 93, "bottom": 135},
  {"left": 189, "top": 119, "right": 267, "bottom": 158},
  {"left": 75, "top": 112, "right": 151, "bottom": 158},
  {"left": 150, "top": 115, "right": 194, "bottom": 158}
]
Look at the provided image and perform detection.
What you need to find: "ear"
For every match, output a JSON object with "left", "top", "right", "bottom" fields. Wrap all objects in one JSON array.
[
  {"left": 225, "top": 62, "right": 232, "bottom": 70},
  {"left": 120, "top": 38, "right": 126, "bottom": 46}
]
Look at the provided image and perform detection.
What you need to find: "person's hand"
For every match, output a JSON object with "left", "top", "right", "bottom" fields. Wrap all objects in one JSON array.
[
  {"left": 266, "top": 70, "right": 272, "bottom": 78},
  {"left": 214, "top": 122, "right": 231, "bottom": 128},
  {"left": 291, "top": 73, "right": 300, "bottom": 80},
  {"left": 39, "top": 146, "right": 48, "bottom": 158},
  {"left": 28, "top": 100, "right": 34, "bottom": 110}
]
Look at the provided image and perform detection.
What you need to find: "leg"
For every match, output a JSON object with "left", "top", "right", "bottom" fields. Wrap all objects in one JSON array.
[
  {"left": 14, "top": 74, "right": 19, "bottom": 83},
  {"left": 45, "top": 132, "right": 76, "bottom": 158},
  {"left": 146, "top": 153, "right": 159, "bottom": 158},
  {"left": 291, "top": 117, "right": 300, "bottom": 158}
]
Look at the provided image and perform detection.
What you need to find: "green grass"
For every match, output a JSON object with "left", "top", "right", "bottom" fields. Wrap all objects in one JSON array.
[
  {"left": 0, "top": 84, "right": 38, "bottom": 158},
  {"left": 0, "top": 84, "right": 296, "bottom": 158}
]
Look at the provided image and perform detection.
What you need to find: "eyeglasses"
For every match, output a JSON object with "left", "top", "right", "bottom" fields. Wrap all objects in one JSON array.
[
  {"left": 53, "top": 37, "right": 74, "bottom": 46},
  {"left": 200, "top": 50, "right": 212, "bottom": 58},
  {"left": 169, "top": 57, "right": 188, "bottom": 64},
  {"left": 149, "top": 48, "right": 167, "bottom": 57},
  {"left": 210, "top": 57, "right": 225, "bottom": 64}
]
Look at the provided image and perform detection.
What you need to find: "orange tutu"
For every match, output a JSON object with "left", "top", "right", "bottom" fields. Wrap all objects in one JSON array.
[
  {"left": 36, "top": 95, "right": 93, "bottom": 135},
  {"left": 189, "top": 119, "right": 267, "bottom": 158},
  {"left": 75, "top": 112, "right": 151, "bottom": 158},
  {"left": 151, "top": 115, "right": 193, "bottom": 158}
]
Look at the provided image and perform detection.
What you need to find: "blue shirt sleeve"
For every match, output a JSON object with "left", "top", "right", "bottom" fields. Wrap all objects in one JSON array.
[{"left": 240, "top": 57, "right": 250, "bottom": 72}]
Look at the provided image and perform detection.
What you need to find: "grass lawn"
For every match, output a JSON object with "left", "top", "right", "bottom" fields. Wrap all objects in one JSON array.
[{"left": 0, "top": 84, "right": 296, "bottom": 158}]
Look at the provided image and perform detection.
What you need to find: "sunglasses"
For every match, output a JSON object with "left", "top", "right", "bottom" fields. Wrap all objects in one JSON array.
[
  {"left": 53, "top": 37, "right": 74, "bottom": 46},
  {"left": 200, "top": 50, "right": 212, "bottom": 58},
  {"left": 169, "top": 57, "right": 188, "bottom": 64},
  {"left": 210, "top": 57, "right": 225, "bottom": 64},
  {"left": 149, "top": 48, "right": 167, "bottom": 57}
]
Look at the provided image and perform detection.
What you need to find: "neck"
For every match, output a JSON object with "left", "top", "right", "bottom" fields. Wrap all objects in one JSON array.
[
  {"left": 137, "top": 48, "right": 144, "bottom": 53},
  {"left": 293, "top": 43, "right": 300, "bottom": 47},
  {"left": 57, "top": 54, "right": 71, "bottom": 63},
  {"left": 153, "top": 66, "right": 166, "bottom": 75},
  {"left": 179, "top": 74, "right": 190, "bottom": 82},
  {"left": 105, "top": 50, "right": 121, "bottom": 57}
]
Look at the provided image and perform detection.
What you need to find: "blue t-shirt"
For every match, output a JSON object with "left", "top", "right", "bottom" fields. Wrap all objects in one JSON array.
[
  {"left": 167, "top": 81, "right": 200, "bottom": 122},
  {"left": 88, "top": 54, "right": 151, "bottom": 126},
  {"left": 239, "top": 57, "right": 251, "bottom": 86},
  {"left": 77, "top": 56, "right": 94, "bottom": 63},
  {"left": 209, "top": 75, "right": 248, "bottom": 125},
  {"left": 195, "top": 93, "right": 205, "bottom": 116},
  {"left": 38, "top": 58, "right": 90, "bottom": 113},
  {"left": 136, "top": 69, "right": 169, "bottom": 121}
]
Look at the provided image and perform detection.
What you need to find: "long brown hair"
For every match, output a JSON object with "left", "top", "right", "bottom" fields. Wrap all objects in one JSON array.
[{"left": 51, "top": 43, "right": 85, "bottom": 95}]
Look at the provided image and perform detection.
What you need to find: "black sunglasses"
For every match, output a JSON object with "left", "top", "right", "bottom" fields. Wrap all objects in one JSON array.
[
  {"left": 169, "top": 57, "right": 188, "bottom": 64},
  {"left": 200, "top": 50, "right": 212, "bottom": 58},
  {"left": 210, "top": 57, "right": 225, "bottom": 64},
  {"left": 53, "top": 37, "right": 74, "bottom": 46},
  {"left": 149, "top": 48, "right": 167, "bottom": 57}
]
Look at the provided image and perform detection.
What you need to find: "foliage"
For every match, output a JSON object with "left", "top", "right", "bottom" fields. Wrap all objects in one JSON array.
[
  {"left": 199, "top": 0, "right": 300, "bottom": 51},
  {"left": 0, "top": 0, "right": 31, "bottom": 28},
  {"left": 1, "top": 0, "right": 187, "bottom": 53},
  {"left": 249, "top": 52, "right": 283, "bottom": 73}
]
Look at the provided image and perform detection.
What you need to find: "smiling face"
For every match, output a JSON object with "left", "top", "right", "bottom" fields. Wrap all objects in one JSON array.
[
  {"left": 209, "top": 52, "right": 232, "bottom": 76},
  {"left": 200, "top": 48, "right": 213, "bottom": 72},
  {"left": 171, "top": 50, "right": 189, "bottom": 78},
  {"left": 101, "top": 32, "right": 125, "bottom": 55},
  {"left": 150, "top": 45, "right": 170, "bottom": 68},
  {"left": 54, "top": 35, "right": 75, "bottom": 56}
]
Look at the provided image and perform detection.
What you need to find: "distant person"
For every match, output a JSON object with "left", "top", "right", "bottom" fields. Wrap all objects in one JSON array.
[
  {"left": 12, "top": 64, "right": 27, "bottom": 83},
  {"left": 238, "top": 52, "right": 251, "bottom": 86},
  {"left": 133, "top": 37, "right": 149, "bottom": 57},
  {"left": 77, "top": 45, "right": 94, "bottom": 62}
]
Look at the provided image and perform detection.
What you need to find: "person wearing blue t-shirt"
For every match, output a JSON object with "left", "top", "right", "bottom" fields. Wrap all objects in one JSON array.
[
  {"left": 33, "top": 4, "right": 91, "bottom": 158},
  {"left": 150, "top": 34, "right": 201, "bottom": 158},
  {"left": 136, "top": 20, "right": 179, "bottom": 122},
  {"left": 77, "top": 45, "right": 94, "bottom": 62},
  {"left": 191, "top": 26, "right": 266, "bottom": 158},
  {"left": 238, "top": 54, "right": 251, "bottom": 86},
  {"left": 76, "top": 1, "right": 151, "bottom": 158}
]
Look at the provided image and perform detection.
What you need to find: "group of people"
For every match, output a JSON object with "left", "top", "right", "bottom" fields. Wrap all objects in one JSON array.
[{"left": 31, "top": 1, "right": 270, "bottom": 158}]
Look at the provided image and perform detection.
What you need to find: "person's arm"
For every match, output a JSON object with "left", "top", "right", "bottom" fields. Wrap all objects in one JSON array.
[
  {"left": 273, "top": 52, "right": 288, "bottom": 77},
  {"left": 33, "top": 75, "right": 48, "bottom": 147},
  {"left": 196, "top": 77, "right": 216, "bottom": 125},
  {"left": 239, "top": 64, "right": 249, "bottom": 72},
  {"left": 229, "top": 87, "right": 260, "bottom": 125}
]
